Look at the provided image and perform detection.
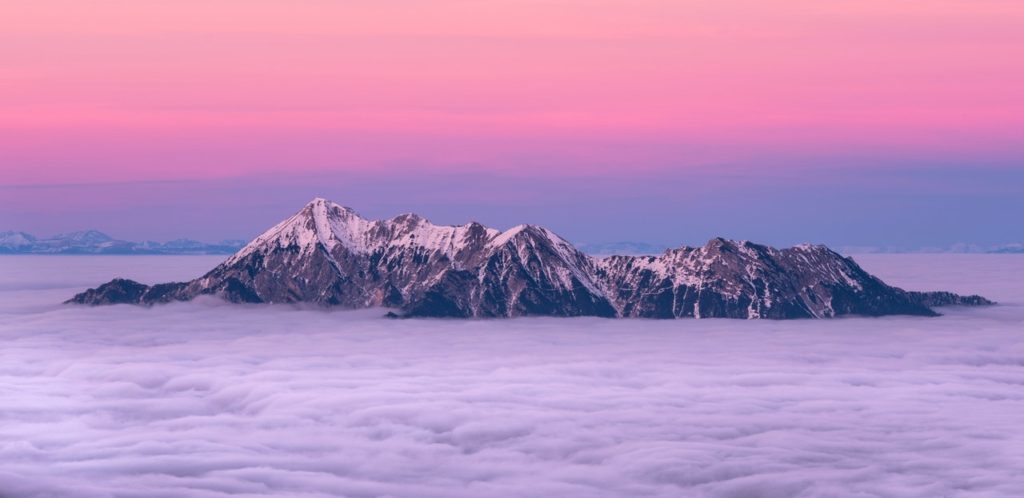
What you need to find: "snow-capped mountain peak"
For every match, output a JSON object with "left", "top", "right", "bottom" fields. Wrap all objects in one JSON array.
[
  {"left": 70, "top": 198, "right": 993, "bottom": 319},
  {"left": 0, "top": 231, "right": 37, "bottom": 249},
  {"left": 228, "top": 198, "right": 372, "bottom": 263},
  {"left": 230, "top": 198, "right": 507, "bottom": 266}
]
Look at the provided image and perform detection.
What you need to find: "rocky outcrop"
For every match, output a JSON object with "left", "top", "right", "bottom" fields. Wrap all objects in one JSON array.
[
  {"left": 595, "top": 238, "right": 995, "bottom": 318},
  {"left": 68, "top": 198, "right": 994, "bottom": 319}
]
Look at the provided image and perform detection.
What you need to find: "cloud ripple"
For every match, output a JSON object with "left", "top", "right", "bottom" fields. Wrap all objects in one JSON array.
[{"left": 0, "top": 255, "right": 1022, "bottom": 497}]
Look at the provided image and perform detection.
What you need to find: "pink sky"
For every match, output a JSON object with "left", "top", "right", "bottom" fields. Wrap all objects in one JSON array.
[{"left": 2, "top": 0, "right": 1023, "bottom": 185}]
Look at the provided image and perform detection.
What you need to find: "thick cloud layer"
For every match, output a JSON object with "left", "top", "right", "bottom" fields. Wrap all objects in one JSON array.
[{"left": 1, "top": 255, "right": 1022, "bottom": 497}]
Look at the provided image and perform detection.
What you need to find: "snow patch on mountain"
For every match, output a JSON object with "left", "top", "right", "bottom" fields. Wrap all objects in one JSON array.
[{"left": 67, "top": 197, "right": 994, "bottom": 319}]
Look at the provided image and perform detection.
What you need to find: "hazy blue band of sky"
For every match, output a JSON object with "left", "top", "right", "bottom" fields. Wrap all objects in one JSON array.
[{"left": 2, "top": 164, "right": 1021, "bottom": 248}]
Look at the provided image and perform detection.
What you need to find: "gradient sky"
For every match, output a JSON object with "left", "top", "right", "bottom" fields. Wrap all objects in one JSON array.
[{"left": 2, "top": 0, "right": 1022, "bottom": 247}]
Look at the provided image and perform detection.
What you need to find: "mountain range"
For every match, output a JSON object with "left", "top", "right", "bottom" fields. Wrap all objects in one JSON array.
[
  {"left": 574, "top": 241, "right": 670, "bottom": 257},
  {"left": 0, "top": 230, "right": 245, "bottom": 255},
  {"left": 985, "top": 244, "right": 1024, "bottom": 254},
  {"left": 6, "top": 230, "right": 1019, "bottom": 257},
  {"left": 837, "top": 243, "right": 1024, "bottom": 254},
  {"left": 68, "top": 198, "right": 992, "bottom": 319}
]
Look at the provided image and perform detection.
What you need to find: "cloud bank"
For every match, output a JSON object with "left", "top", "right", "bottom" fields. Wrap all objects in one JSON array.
[{"left": 0, "top": 255, "right": 1022, "bottom": 497}]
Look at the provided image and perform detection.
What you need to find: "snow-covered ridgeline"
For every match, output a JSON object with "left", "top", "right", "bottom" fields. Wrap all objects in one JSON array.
[{"left": 69, "top": 198, "right": 993, "bottom": 319}]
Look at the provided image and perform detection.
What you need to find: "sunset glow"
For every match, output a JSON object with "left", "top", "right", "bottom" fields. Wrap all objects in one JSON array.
[
  {"left": 1, "top": 1, "right": 1022, "bottom": 247},
  {"left": 3, "top": 0, "right": 1022, "bottom": 185}
]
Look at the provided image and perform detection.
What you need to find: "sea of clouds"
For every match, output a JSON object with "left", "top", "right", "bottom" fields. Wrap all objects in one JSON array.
[{"left": 0, "top": 254, "right": 1022, "bottom": 498}]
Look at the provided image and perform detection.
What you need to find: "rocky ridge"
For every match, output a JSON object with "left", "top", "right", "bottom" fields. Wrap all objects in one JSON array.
[{"left": 68, "top": 198, "right": 993, "bottom": 318}]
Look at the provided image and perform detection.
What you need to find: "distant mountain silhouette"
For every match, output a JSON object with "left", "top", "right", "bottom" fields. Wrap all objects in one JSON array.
[{"left": 0, "top": 230, "right": 244, "bottom": 255}]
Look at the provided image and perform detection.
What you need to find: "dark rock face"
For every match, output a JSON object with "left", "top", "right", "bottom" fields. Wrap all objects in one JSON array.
[
  {"left": 70, "top": 278, "right": 149, "bottom": 305},
  {"left": 595, "top": 238, "right": 993, "bottom": 319},
  {"left": 69, "top": 279, "right": 189, "bottom": 305},
  {"left": 68, "top": 198, "right": 995, "bottom": 319},
  {"left": 905, "top": 291, "right": 993, "bottom": 308}
]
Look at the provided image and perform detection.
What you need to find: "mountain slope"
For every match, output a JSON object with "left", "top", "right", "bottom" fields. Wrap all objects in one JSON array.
[
  {"left": 68, "top": 198, "right": 993, "bottom": 318},
  {"left": 596, "top": 239, "right": 976, "bottom": 318}
]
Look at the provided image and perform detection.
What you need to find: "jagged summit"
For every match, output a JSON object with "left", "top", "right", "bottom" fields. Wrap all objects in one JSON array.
[
  {"left": 227, "top": 197, "right": 370, "bottom": 262},
  {"left": 68, "top": 198, "right": 993, "bottom": 319}
]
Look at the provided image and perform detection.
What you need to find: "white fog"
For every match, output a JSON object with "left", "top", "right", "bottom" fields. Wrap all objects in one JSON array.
[{"left": 0, "top": 255, "right": 1021, "bottom": 497}]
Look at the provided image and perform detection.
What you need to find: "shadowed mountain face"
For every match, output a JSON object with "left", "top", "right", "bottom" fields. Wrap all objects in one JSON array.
[{"left": 68, "top": 198, "right": 993, "bottom": 318}]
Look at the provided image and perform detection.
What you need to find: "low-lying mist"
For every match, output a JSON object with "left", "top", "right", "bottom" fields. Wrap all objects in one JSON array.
[{"left": 0, "top": 255, "right": 1022, "bottom": 497}]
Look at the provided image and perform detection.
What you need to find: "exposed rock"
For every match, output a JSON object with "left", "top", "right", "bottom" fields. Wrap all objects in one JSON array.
[{"left": 68, "top": 198, "right": 995, "bottom": 319}]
